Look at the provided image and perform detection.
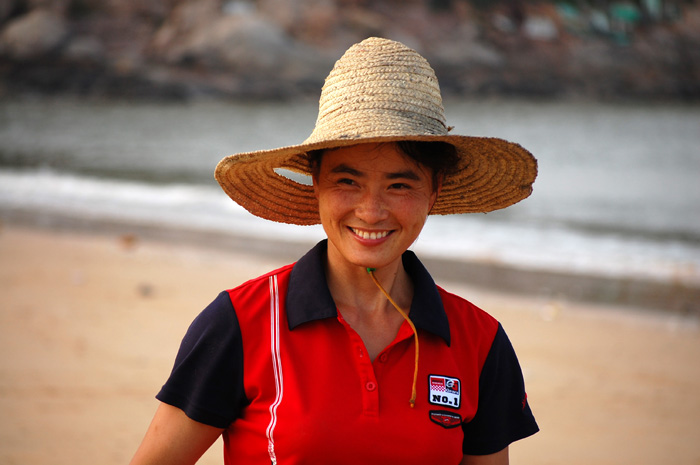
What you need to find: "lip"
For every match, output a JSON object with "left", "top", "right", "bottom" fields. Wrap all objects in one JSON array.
[{"left": 349, "top": 227, "right": 394, "bottom": 242}]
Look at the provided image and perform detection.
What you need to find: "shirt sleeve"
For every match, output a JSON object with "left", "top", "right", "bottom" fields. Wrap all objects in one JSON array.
[
  {"left": 462, "top": 323, "right": 539, "bottom": 455},
  {"left": 156, "top": 291, "right": 247, "bottom": 429}
]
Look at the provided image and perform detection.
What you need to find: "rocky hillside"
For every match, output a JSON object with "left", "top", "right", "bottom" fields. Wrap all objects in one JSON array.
[{"left": 1, "top": 0, "right": 698, "bottom": 100}]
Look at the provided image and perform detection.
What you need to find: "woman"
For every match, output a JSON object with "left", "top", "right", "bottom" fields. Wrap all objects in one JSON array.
[{"left": 130, "top": 37, "right": 538, "bottom": 465}]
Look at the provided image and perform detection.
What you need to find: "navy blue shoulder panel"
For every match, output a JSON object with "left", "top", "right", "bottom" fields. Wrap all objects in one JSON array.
[
  {"left": 461, "top": 323, "right": 539, "bottom": 455},
  {"left": 156, "top": 291, "right": 247, "bottom": 429}
]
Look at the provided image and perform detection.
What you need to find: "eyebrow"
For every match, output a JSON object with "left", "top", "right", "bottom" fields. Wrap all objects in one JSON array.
[{"left": 330, "top": 164, "right": 422, "bottom": 181}]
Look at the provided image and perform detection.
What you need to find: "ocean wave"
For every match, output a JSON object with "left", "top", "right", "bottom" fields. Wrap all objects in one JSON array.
[{"left": 2, "top": 168, "right": 698, "bottom": 287}]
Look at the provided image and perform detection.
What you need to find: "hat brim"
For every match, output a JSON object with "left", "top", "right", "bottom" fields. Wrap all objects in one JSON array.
[{"left": 215, "top": 134, "right": 537, "bottom": 226}]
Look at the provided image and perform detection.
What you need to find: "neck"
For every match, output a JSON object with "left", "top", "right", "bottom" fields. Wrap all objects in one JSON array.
[{"left": 324, "top": 250, "right": 412, "bottom": 316}]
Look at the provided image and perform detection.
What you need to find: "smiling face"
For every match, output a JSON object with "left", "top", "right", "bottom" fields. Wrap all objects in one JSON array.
[{"left": 313, "top": 143, "right": 439, "bottom": 274}]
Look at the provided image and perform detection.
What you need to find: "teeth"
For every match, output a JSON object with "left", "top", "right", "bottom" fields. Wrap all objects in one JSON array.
[{"left": 352, "top": 228, "right": 389, "bottom": 240}]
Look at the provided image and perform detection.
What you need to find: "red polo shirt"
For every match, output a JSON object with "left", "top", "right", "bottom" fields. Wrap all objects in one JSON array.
[{"left": 157, "top": 241, "right": 538, "bottom": 463}]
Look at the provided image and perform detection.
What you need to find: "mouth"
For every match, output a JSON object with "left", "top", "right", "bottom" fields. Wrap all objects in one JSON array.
[{"left": 350, "top": 227, "right": 392, "bottom": 241}]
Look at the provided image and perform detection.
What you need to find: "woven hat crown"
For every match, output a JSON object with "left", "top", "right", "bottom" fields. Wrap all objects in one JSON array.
[{"left": 305, "top": 38, "right": 449, "bottom": 144}]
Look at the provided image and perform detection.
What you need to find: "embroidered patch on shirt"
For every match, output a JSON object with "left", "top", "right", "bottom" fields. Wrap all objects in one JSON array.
[
  {"left": 428, "top": 375, "right": 461, "bottom": 409},
  {"left": 429, "top": 410, "right": 462, "bottom": 429}
]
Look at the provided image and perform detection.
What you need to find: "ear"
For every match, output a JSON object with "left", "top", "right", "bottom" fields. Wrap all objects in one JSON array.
[
  {"left": 429, "top": 175, "right": 443, "bottom": 211},
  {"left": 312, "top": 173, "right": 320, "bottom": 199}
]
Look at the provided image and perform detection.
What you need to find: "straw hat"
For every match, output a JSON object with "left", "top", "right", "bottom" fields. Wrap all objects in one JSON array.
[{"left": 215, "top": 37, "right": 537, "bottom": 225}]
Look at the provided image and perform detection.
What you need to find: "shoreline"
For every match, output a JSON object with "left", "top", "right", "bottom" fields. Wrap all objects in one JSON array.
[{"left": 3, "top": 209, "right": 698, "bottom": 317}]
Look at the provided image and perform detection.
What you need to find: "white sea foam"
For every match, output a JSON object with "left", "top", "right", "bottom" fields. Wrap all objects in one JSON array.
[
  {"left": 0, "top": 169, "right": 326, "bottom": 244},
  {"left": 2, "top": 168, "right": 698, "bottom": 287}
]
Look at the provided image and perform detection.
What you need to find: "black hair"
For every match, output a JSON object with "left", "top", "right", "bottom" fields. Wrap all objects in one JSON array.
[{"left": 306, "top": 141, "right": 459, "bottom": 191}]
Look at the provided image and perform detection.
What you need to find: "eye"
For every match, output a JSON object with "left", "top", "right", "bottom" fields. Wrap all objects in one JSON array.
[
  {"left": 389, "top": 182, "right": 411, "bottom": 190},
  {"left": 338, "top": 178, "right": 356, "bottom": 186}
]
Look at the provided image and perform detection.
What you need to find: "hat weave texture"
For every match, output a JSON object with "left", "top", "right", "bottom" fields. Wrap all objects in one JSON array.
[{"left": 215, "top": 37, "right": 537, "bottom": 225}]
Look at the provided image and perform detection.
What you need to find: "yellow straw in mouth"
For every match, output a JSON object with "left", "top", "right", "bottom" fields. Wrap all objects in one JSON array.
[{"left": 366, "top": 268, "right": 419, "bottom": 408}]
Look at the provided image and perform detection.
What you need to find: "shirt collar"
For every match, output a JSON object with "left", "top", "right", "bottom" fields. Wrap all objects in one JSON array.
[{"left": 286, "top": 240, "right": 450, "bottom": 346}]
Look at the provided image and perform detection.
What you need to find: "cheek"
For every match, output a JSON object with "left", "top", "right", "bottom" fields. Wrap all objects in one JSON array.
[
  {"left": 389, "top": 201, "right": 430, "bottom": 231},
  {"left": 397, "top": 192, "right": 434, "bottom": 215},
  {"left": 317, "top": 190, "right": 352, "bottom": 222}
]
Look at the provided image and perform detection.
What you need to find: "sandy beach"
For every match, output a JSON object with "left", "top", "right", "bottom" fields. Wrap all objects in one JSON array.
[{"left": 1, "top": 223, "right": 699, "bottom": 465}]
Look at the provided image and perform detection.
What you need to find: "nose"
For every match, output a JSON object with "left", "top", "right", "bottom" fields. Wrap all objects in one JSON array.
[{"left": 355, "top": 189, "right": 389, "bottom": 224}]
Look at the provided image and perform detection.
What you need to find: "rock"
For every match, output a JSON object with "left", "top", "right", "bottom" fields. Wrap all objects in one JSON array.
[
  {"left": 492, "top": 13, "right": 518, "bottom": 34},
  {"left": 674, "top": 2, "right": 700, "bottom": 42},
  {"left": 523, "top": 15, "right": 558, "bottom": 41},
  {"left": 432, "top": 38, "right": 504, "bottom": 68},
  {"left": 152, "top": 4, "right": 331, "bottom": 84},
  {"left": 62, "top": 35, "right": 105, "bottom": 63},
  {"left": 118, "top": 234, "right": 139, "bottom": 251},
  {"left": 149, "top": 0, "right": 221, "bottom": 62},
  {"left": 0, "top": 0, "right": 17, "bottom": 24},
  {"left": 0, "top": 9, "right": 69, "bottom": 59},
  {"left": 190, "top": 15, "right": 292, "bottom": 73},
  {"left": 136, "top": 282, "right": 154, "bottom": 298},
  {"left": 212, "top": 16, "right": 329, "bottom": 79},
  {"left": 0, "top": 0, "right": 698, "bottom": 100}
]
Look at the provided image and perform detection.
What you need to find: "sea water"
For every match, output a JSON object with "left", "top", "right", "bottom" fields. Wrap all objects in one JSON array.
[{"left": 0, "top": 97, "right": 698, "bottom": 287}]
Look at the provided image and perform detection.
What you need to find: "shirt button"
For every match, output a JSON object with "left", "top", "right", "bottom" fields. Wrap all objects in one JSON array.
[
  {"left": 365, "top": 381, "right": 377, "bottom": 391},
  {"left": 379, "top": 353, "right": 388, "bottom": 363}
]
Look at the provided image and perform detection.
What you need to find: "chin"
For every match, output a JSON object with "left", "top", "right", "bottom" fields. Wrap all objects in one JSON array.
[{"left": 349, "top": 252, "right": 397, "bottom": 271}]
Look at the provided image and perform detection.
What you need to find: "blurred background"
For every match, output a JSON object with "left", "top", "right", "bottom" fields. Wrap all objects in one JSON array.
[
  {"left": 1, "top": 2, "right": 700, "bottom": 465},
  {"left": 1, "top": 0, "right": 699, "bottom": 311}
]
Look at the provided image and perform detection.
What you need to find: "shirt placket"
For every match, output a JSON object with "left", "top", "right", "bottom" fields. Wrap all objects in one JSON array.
[
  {"left": 338, "top": 316, "right": 417, "bottom": 418},
  {"left": 337, "top": 315, "right": 379, "bottom": 417},
  {"left": 373, "top": 322, "right": 416, "bottom": 401}
]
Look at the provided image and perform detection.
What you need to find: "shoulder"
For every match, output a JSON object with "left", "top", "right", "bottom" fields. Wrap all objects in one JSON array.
[
  {"left": 435, "top": 286, "right": 501, "bottom": 362},
  {"left": 182, "top": 262, "right": 295, "bottom": 334},
  {"left": 437, "top": 286, "right": 499, "bottom": 335},
  {"left": 226, "top": 262, "right": 296, "bottom": 298}
]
